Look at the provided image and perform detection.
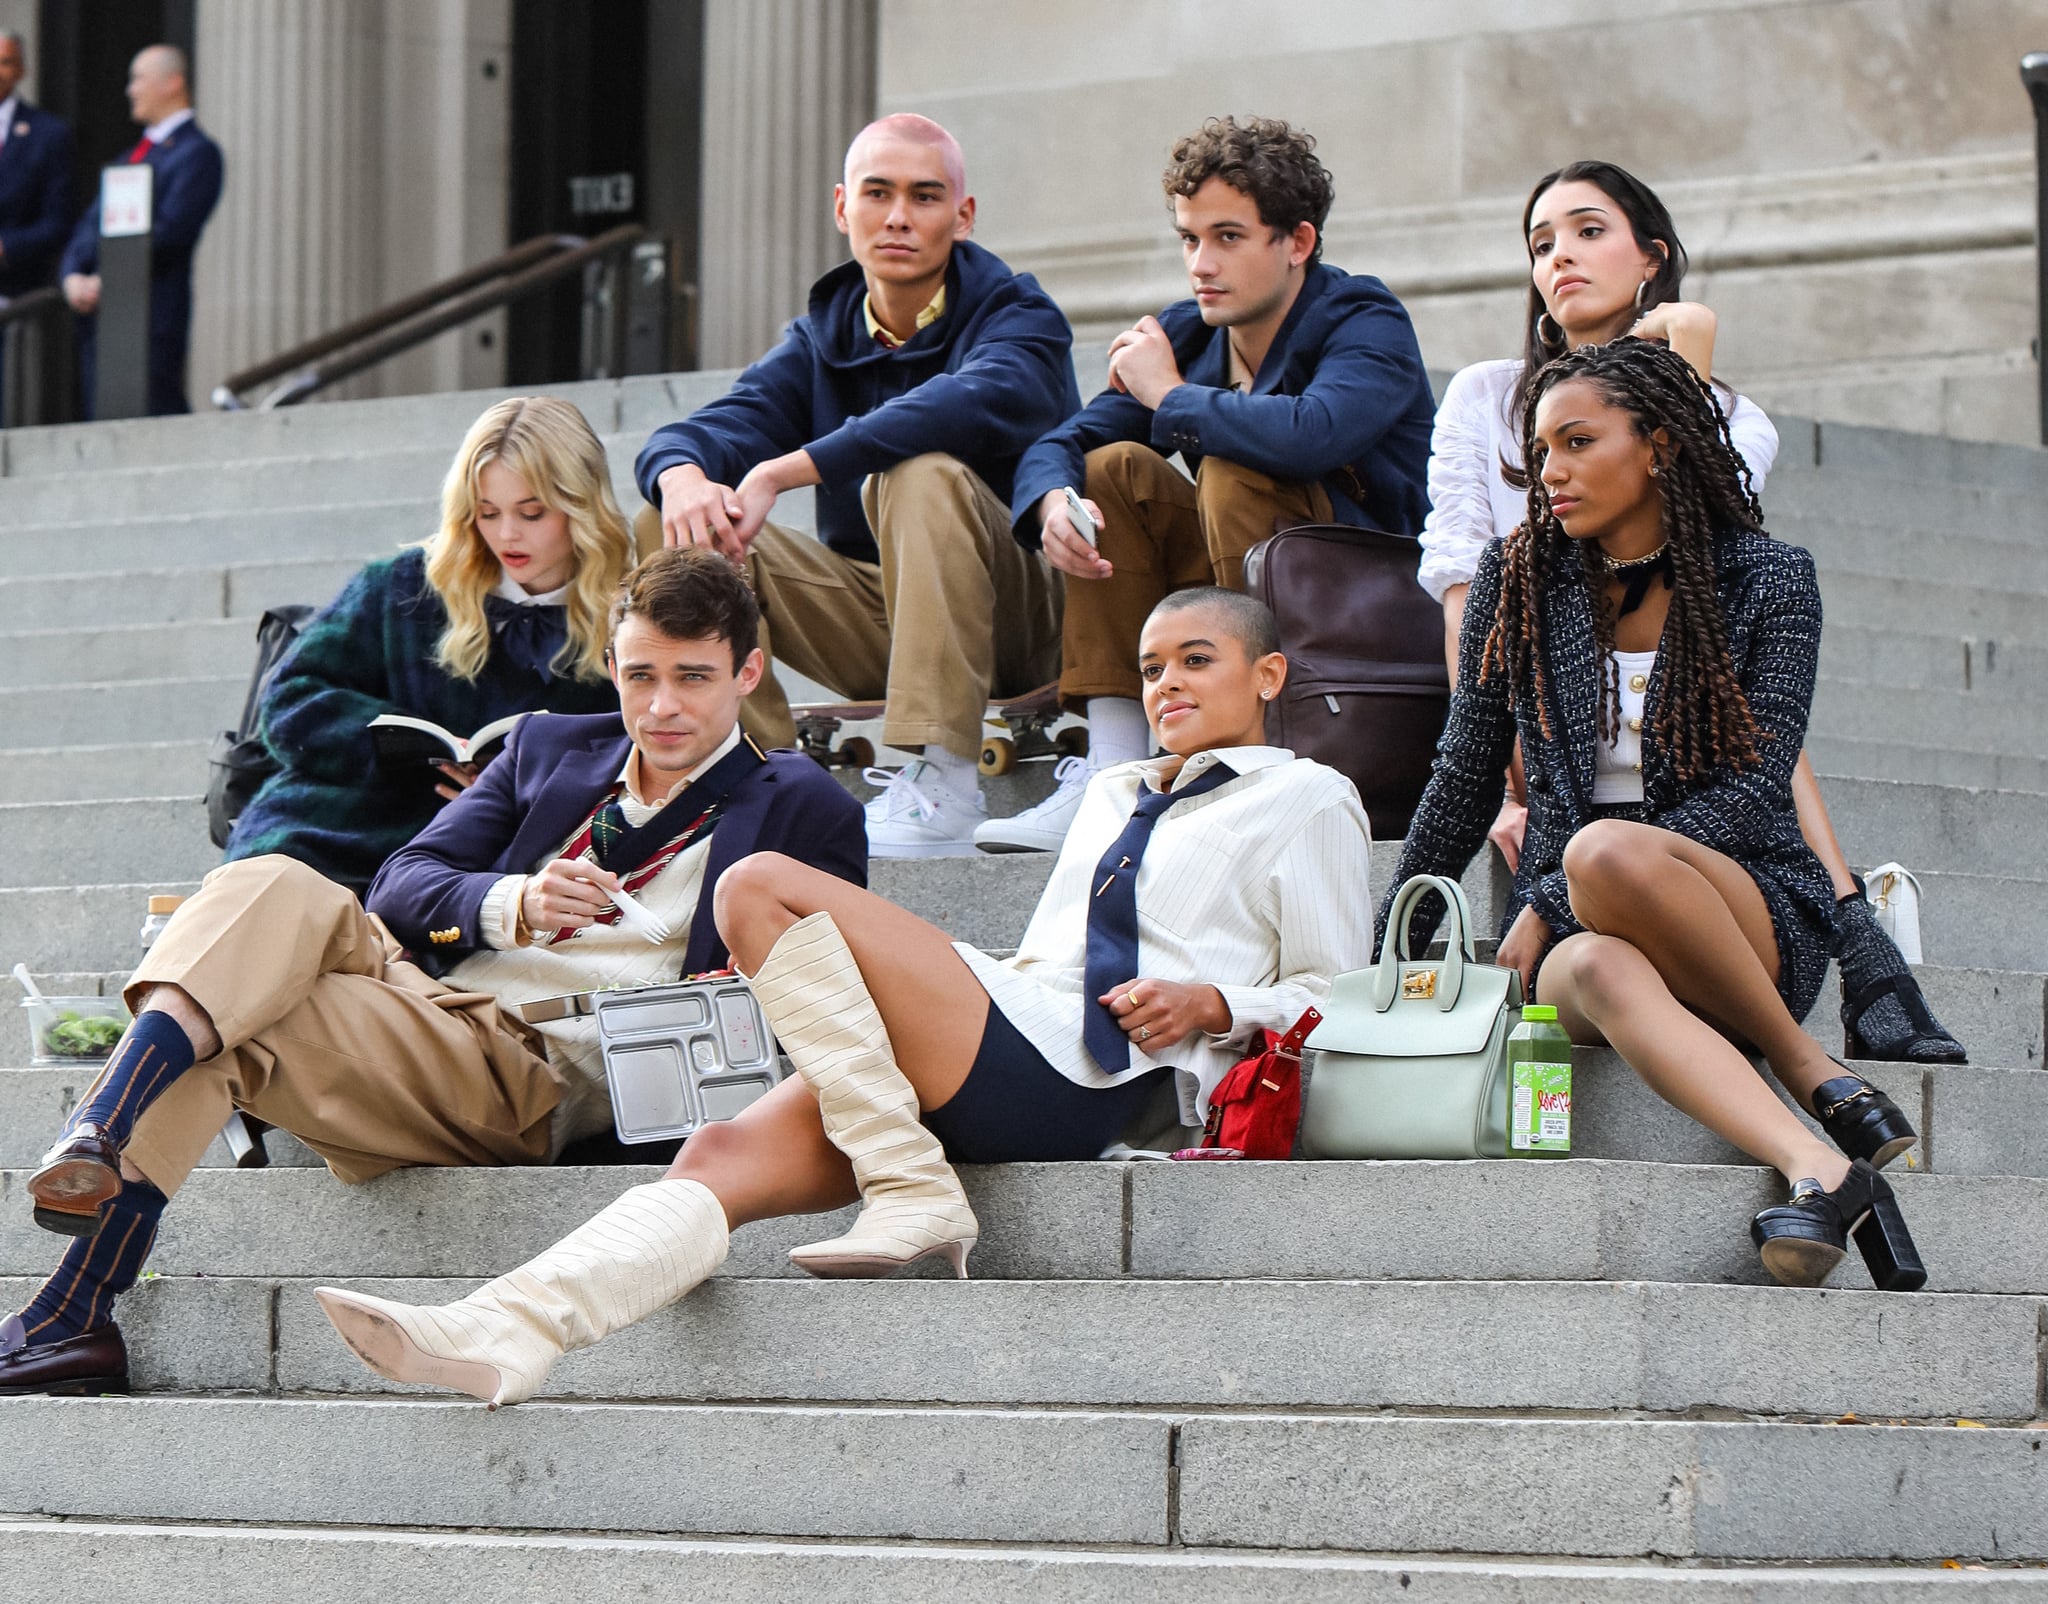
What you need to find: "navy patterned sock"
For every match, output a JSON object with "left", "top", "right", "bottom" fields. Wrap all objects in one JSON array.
[
  {"left": 68, "top": 1011, "right": 195, "bottom": 1148},
  {"left": 13, "top": 1178, "right": 168, "bottom": 1348}
]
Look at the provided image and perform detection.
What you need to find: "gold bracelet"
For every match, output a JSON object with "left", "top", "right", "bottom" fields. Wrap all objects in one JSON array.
[{"left": 513, "top": 887, "right": 535, "bottom": 947}]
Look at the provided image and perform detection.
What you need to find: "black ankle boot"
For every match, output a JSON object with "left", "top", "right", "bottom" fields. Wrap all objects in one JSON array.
[
  {"left": 1811, "top": 1071, "right": 1917, "bottom": 1169},
  {"left": 1750, "top": 1158, "right": 1927, "bottom": 1291}
]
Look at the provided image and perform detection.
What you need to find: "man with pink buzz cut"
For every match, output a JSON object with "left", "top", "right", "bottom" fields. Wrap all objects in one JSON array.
[{"left": 636, "top": 114, "right": 1081, "bottom": 857}]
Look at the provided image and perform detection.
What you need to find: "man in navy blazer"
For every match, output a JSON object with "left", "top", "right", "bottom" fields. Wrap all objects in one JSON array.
[
  {"left": 0, "top": 32, "right": 75, "bottom": 410},
  {"left": 979, "top": 116, "right": 1434, "bottom": 855},
  {"left": 59, "top": 43, "right": 223, "bottom": 416},
  {"left": 2, "top": 549, "right": 865, "bottom": 1397}
]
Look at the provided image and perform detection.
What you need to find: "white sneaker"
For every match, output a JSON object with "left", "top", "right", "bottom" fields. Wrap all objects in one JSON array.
[
  {"left": 973, "top": 755, "right": 1094, "bottom": 854},
  {"left": 862, "top": 761, "right": 987, "bottom": 858}
]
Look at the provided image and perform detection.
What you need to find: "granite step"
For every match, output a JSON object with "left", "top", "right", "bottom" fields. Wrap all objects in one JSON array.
[
  {"left": 3, "top": 1525, "right": 2038, "bottom": 1604},
  {"left": 0, "top": 1270, "right": 2035, "bottom": 1422},
  {"left": 0, "top": 1395, "right": 2042, "bottom": 1561},
  {"left": 2, "top": 1159, "right": 2042, "bottom": 1294},
  {"left": 0, "top": 556, "right": 367, "bottom": 631},
  {"left": 0, "top": 676, "right": 242, "bottom": 750},
  {"left": 1807, "top": 733, "right": 2048, "bottom": 795}
]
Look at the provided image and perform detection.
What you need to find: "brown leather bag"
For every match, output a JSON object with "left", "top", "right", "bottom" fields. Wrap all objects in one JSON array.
[{"left": 1243, "top": 523, "right": 1449, "bottom": 840}]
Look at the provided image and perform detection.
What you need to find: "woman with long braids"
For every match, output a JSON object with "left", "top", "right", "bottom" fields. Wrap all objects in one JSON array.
[
  {"left": 1388, "top": 337, "right": 1925, "bottom": 1291},
  {"left": 1419, "top": 160, "right": 1963, "bottom": 1067}
]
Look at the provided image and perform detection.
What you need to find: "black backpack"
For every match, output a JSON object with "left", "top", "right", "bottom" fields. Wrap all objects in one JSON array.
[{"left": 204, "top": 605, "right": 317, "bottom": 848}]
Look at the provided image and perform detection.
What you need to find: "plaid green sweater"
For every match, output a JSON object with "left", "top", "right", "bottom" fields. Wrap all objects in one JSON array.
[{"left": 223, "top": 548, "right": 617, "bottom": 892}]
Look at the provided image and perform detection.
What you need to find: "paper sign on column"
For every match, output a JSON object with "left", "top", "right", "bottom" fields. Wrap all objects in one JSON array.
[{"left": 100, "top": 166, "right": 153, "bottom": 238}]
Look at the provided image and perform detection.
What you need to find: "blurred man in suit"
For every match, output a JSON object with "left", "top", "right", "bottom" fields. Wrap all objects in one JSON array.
[
  {"left": 60, "top": 43, "right": 223, "bottom": 416},
  {"left": 0, "top": 30, "right": 76, "bottom": 416}
]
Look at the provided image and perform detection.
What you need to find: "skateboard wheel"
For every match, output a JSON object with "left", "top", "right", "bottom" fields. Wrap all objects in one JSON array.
[
  {"left": 1054, "top": 726, "right": 1090, "bottom": 760},
  {"left": 978, "top": 736, "right": 1016, "bottom": 776},
  {"left": 836, "top": 736, "right": 875, "bottom": 770}
]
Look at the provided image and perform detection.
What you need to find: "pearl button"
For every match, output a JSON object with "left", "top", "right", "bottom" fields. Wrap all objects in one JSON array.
[
  {"left": 1628, "top": 673, "right": 1647, "bottom": 692},
  {"left": 1632, "top": 761, "right": 1642, "bottom": 772},
  {"left": 1628, "top": 716, "right": 1642, "bottom": 732}
]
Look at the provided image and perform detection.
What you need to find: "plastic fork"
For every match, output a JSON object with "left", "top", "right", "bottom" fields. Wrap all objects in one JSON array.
[{"left": 609, "top": 884, "right": 673, "bottom": 944}]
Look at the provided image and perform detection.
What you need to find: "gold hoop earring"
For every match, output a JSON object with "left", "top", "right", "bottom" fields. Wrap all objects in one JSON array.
[
  {"left": 1534, "top": 310, "right": 1564, "bottom": 348},
  {"left": 1634, "top": 279, "right": 1653, "bottom": 315}
]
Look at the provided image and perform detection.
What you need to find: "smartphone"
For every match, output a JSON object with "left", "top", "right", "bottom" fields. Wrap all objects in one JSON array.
[{"left": 1061, "top": 486, "right": 1099, "bottom": 549}]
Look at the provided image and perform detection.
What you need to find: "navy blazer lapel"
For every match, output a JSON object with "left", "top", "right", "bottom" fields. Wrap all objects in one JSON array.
[
  {"left": 1250, "top": 265, "right": 1329, "bottom": 396},
  {"left": 683, "top": 760, "right": 780, "bottom": 974},
  {"left": 502, "top": 730, "right": 630, "bottom": 871}
]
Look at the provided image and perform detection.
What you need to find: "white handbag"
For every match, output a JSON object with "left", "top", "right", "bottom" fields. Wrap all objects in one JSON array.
[
  {"left": 1298, "top": 874, "right": 1524, "bottom": 1160},
  {"left": 1865, "top": 862, "right": 1923, "bottom": 965}
]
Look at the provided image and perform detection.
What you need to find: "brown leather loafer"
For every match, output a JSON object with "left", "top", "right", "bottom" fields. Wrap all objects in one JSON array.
[
  {"left": 0, "top": 1323, "right": 130, "bottom": 1396},
  {"left": 27, "top": 1124, "right": 123, "bottom": 1238}
]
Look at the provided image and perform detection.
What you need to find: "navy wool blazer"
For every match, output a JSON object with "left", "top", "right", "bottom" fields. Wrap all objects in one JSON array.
[
  {"left": 367, "top": 712, "right": 867, "bottom": 978},
  {"left": 0, "top": 101, "right": 76, "bottom": 295},
  {"left": 1381, "top": 530, "right": 1834, "bottom": 957},
  {"left": 1010, "top": 262, "right": 1435, "bottom": 540}
]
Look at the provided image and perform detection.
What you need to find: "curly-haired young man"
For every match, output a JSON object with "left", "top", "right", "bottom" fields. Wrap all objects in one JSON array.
[{"left": 984, "top": 116, "right": 1435, "bottom": 853}]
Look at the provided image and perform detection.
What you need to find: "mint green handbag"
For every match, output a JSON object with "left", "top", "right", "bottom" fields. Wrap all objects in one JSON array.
[{"left": 1299, "top": 873, "right": 1525, "bottom": 1160}]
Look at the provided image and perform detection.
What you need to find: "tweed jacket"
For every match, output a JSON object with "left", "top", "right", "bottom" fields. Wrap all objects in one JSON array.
[
  {"left": 224, "top": 548, "right": 617, "bottom": 893},
  {"left": 1380, "top": 529, "right": 1834, "bottom": 955}
]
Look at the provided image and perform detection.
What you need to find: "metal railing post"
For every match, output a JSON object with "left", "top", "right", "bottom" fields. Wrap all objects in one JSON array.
[{"left": 2024, "top": 53, "right": 2048, "bottom": 446}]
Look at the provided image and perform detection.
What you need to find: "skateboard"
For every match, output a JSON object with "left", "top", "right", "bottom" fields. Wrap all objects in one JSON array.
[{"left": 791, "top": 681, "right": 1089, "bottom": 776}]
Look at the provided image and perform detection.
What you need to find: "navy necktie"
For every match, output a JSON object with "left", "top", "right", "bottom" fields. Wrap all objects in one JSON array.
[{"left": 1083, "top": 760, "right": 1238, "bottom": 1072}]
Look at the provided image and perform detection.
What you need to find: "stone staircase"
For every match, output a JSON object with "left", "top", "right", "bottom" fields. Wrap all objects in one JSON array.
[{"left": 2, "top": 377, "right": 2047, "bottom": 1595}]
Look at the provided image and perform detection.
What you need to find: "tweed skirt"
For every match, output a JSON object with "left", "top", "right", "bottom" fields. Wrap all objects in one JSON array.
[{"left": 1530, "top": 802, "right": 1834, "bottom": 1025}]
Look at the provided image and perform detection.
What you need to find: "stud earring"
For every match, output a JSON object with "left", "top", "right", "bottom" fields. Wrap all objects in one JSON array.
[{"left": 1648, "top": 463, "right": 1659, "bottom": 477}]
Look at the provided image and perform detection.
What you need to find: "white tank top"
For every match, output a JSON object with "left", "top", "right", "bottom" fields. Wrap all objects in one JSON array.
[{"left": 1592, "top": 650, "right": 1657, "bottom": 804}]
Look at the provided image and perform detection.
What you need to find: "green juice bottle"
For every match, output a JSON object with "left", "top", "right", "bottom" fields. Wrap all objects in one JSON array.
[{"left": 1507, "top": 1004, "right": 1572, "bottom": 1156}]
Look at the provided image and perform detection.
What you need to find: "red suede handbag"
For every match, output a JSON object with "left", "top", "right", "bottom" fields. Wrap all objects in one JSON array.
[{"left": 1187, "top": 1006, "right": 1322, "bottom": 1160}]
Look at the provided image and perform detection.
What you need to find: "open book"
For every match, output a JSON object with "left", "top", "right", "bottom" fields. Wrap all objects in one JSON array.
[{"left": 368, "top": 710, "right": 532, "bottom": 767}]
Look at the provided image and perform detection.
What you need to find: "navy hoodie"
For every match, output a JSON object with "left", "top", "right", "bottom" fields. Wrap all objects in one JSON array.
[
  {"left": 636, "top": 240, "right": 1080, "bottom": 564},
  {"left": 1011, "top": 263, "right": 1434, "bottom": 541}
]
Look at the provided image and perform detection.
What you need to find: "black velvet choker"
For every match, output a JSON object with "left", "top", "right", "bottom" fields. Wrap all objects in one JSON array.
[{"left": 1602, "top": 545, "right": 1672, "bottom": 619}]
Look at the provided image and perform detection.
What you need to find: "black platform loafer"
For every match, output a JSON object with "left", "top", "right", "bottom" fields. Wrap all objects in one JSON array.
[
  {"left": 0, "top": 1323, "right": 130, "bottom": 1396},
  {"left": 1812, "top": 1071, "right": 1917, "bottom": 1170},
  {"left": 27, "top": 1123, "right": 123, "bottom": 1238},
  {"left": 1751, "top": 1158, "right": 1927, "bottom": 1292}
]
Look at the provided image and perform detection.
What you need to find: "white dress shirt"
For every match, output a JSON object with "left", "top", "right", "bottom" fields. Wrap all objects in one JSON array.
[
  {"left": 958, "top": 745, "right": 1374, "bottom": 1123},
  {"left": 1417, "top": 357, "right": 1781, "bottom": 603},
  {"left": 493, "top": 571, "right": 569, "bottom": 606},
  {"left": 0, "top": 96, "right": 19, "bottom": 153},
  {"left": 140, "top": 107, "right": 195, "bottom": 145}
]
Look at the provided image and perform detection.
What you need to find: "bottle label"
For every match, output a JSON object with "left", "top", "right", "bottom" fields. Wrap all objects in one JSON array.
[{"left": 1510, "top": 1057, "right": 1572, "bottom": 1153}]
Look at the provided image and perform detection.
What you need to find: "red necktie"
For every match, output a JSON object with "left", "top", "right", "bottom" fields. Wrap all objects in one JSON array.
[{"left": 125, "top": 136, "right": 153, "bottom": 164}]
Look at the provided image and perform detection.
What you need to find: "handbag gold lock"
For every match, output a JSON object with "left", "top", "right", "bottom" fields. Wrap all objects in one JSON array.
[{"left": 1401, "top": 967, "right": 1438, "bottom": 1000}]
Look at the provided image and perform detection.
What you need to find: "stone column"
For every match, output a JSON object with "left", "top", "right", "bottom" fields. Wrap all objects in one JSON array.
[
  {"left": 697, "top": 0, "right": 876, "bottom": 370},
  {"left": 186, "top": 2, "right": 385, "bottom": 404},
  {"left": 187, "top": 0, "right": 511, "bottom": 408}
]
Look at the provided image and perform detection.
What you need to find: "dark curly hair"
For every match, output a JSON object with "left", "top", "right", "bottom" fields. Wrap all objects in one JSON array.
[
  {"left": 1479, "top": 338, "right": 1767, "bottom": 785},
  {"left": 609, "top": 546, "right": 760, "bottom": 671},
  {"left": 1163, "top": 117, "right": 1334, "bottom": 265}
]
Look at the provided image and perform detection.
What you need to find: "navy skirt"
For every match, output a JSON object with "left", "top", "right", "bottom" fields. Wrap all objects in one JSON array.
[{"left": 920, "top": 1002, "right": 1169, "bottom": 1163}]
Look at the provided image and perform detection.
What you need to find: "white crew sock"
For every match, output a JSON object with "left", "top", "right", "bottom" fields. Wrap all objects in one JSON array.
[
  {"left": 917, "top": 744, "right": 980, "bottom": 799},
  {"left": 1085, "top": 697, "right": 1150, "bottom": 768}
]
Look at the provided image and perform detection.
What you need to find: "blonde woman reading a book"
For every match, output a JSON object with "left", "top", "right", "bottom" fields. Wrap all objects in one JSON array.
[{"left": 224, "top": 396, "right": 634, "bottom": 892}]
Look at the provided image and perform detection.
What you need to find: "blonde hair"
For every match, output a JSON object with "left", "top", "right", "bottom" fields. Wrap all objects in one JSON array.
[{"left": 423, "top": 397, "right": 632, "bottom": 683}]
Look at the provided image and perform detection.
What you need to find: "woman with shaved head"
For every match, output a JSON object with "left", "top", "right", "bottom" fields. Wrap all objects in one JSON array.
[{"left": 317, "top": 589, "right": 1375, "bottom": 1407}]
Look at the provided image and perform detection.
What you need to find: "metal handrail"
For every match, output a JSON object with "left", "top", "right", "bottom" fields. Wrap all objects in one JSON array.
[
  {"left": 2023, "top": 53, "right": 2048, "bottom": 446},
  {"left": 212, "top": 225, "right": 648, "bottom": 411},
  {"left": 0, "top": 285, "right": 62, "bottom": 330}
]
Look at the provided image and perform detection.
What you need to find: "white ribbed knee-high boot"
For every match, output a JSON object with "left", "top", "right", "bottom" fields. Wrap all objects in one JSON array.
[
  {"left": 313, "top": 1178, "right": 729, "bottom": 1408},
  {"left": 748, "top": 911, "right": 978, "bottom": 1278}
]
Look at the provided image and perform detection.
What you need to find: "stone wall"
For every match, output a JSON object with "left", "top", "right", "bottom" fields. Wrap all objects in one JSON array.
[{"left": 877, "top": 0, "right": 2045, "bottom": 444}]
